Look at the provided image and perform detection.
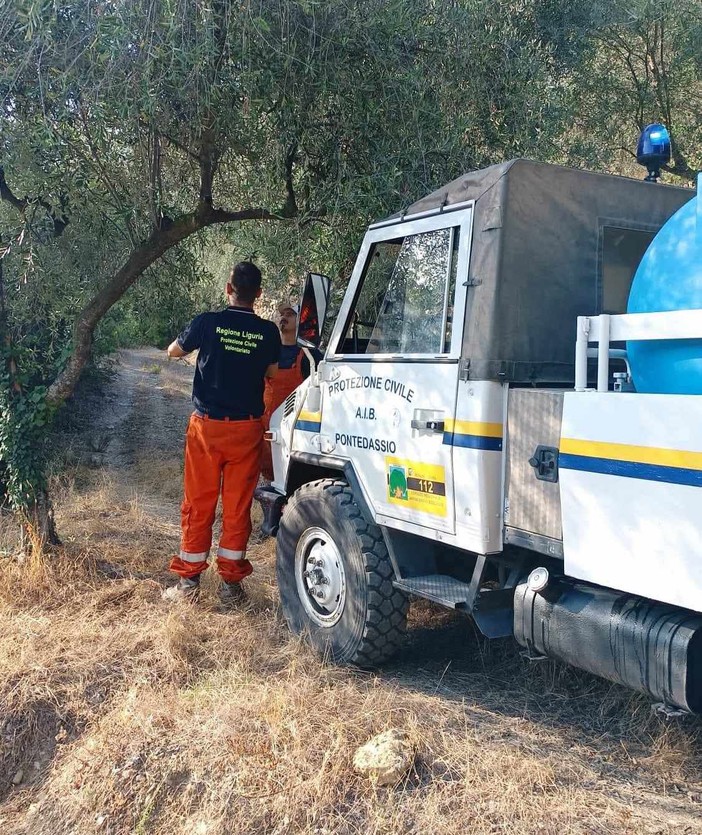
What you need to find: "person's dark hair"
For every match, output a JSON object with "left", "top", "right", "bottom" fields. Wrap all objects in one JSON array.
[{"left": 229, "top": 261, "right": 262, "bottom": 304}]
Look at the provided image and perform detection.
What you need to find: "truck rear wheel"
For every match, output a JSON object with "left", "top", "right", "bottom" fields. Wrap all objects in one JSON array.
[{"left": 276, "top": 479, "right": 409, "bottom": 666}]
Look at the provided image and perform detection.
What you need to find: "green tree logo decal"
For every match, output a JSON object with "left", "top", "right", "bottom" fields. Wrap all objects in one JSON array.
[{"left": 388, "top": 466, "right": 408, "bottom": 500}]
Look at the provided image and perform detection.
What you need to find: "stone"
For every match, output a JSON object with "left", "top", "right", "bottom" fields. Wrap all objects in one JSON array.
[
  {"left": 352, "top": 729, "right": 415, "bottom": 786},
  {"left": 12, "top": 769, "right": 23, "bottom": 785}
]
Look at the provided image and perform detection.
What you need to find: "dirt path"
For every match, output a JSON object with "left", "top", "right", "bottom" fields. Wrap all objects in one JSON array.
[{"left": 92, "top": 348, "right": 195, "bottom": 474}]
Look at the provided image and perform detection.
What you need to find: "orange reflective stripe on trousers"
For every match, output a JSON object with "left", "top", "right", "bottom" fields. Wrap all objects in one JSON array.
[{"left": 169, "top": 413, "right": 263, "bottom": 582}]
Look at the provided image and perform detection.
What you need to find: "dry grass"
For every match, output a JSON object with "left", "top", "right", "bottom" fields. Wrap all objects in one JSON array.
[
  {"left": 2, "top": 354, "right": 702, "bottom": 834},
  {"left": 2, "top": 471, "right": 701, "bottom": 835}
]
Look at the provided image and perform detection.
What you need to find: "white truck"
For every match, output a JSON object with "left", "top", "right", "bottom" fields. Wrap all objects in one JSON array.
[{"left": 257, "top": 159, "right": 702, "bottom": 714}]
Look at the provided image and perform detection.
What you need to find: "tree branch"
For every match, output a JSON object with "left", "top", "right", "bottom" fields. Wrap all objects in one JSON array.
[
  {"left": 77, "top": 102, "right": 138, "bottom": 245},
  {"left": 138, "top": 118, "right": 199, "bottom": 161},
  {"left": 0, "top": 167, "right": 68, "bottom": 237},
  {"left": 203, "top": 207, "right": 281, "bottom": 224},
  {"left": 283, "top": 142, "right": 299, "bottom": 218},
  {"left": 0, "top": 243, "right": 22, "bottom": 394},
  {"left": 198, "top": 128, "right": 219, "bottom": 206},
  {"left": 45, "top": 204, "right": 286, "bottom": 408},
  {"left": 661, "top": 155, "right": 696, "bottom": 182},
  {"left": 0, "top": 167, "right": 28, "bottom": 213},
  {"left": 38, "top": 196, "right": 69, "bottom": 237},
  {"left": 149, "top": 127, "right": 162, "bottom": 230},
  {"left": 645, "top": 20, "right": 694, "bottom": 181}
]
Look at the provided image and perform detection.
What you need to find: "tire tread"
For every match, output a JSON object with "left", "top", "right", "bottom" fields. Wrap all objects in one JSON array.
[{"left": 278, "top": 478, "right": 409, "bottom": 667}]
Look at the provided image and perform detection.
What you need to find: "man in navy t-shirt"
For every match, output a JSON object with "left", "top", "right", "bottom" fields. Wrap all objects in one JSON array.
[{"left": 163, "top": 262, "right": 281, "bottom": 604}]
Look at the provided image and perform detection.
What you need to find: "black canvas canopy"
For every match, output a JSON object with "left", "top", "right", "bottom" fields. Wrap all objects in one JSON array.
[{"left": 390, "top": 159, "right": 693, "bottom": 385}]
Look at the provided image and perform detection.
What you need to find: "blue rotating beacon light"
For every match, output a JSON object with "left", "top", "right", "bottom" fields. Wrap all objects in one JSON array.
[
  {"left": 627, "top": 124, "right": 701, "bottom": 393},
  {"left": 636, "top": 123, "right": 671, "bottom": 182}
]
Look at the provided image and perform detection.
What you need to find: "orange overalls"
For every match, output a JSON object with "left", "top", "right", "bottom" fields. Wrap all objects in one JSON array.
[
  {"left": 260, "top": 349, "right": 305, "bottom": 480},
  {"left": 169, "top": 413, "right": 264, "bottom": 583}
]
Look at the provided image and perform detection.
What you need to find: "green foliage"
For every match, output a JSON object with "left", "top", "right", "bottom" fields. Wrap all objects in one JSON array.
[
  {"left": 97, "top": 243, "right": 224, "bottom": 350},
  {"left": 0, "top": 352, "right": 54, "bottom": 514},
  {"left": 535, "top": 0, "right": 702, "bottom": 179}
]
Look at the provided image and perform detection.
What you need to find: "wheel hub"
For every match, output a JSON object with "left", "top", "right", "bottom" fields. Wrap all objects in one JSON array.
[{"left": 295, "top": 527, "right": 346, "bottom": 626}]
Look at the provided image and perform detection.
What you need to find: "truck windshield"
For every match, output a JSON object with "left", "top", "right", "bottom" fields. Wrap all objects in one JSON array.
[{"left": 339, "top": 226, "right": 459, "bottom": 355}]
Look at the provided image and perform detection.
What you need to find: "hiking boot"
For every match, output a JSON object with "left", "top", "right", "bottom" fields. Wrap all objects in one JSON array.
[
  {"left": 218, "top": 580, "right": 247, "bottom": 606},
  {"left": 162, "top": 576, "right": 201, "bottom": 603}
]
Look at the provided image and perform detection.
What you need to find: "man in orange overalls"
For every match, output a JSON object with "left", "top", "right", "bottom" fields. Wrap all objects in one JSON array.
[
  {"left": 260, "top": 301, "right": 322, "bottom": 480},
  {"left": 163, "top": 262, "right": 281, "bottom": 604}
]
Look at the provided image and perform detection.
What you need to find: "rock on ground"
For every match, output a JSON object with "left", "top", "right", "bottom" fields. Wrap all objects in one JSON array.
[{"left": 352, "top": 729, "right": 415, "bottom": 786}]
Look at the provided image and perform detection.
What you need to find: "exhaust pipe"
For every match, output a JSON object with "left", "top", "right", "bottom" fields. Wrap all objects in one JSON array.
[{"left": 514, "top": 577, "right": 702, "bottom": 713}]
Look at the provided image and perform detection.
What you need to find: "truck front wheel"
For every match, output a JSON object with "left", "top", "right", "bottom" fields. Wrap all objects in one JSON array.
[{"left": 276, "top": 479, "right": 409, "bottom": 666}]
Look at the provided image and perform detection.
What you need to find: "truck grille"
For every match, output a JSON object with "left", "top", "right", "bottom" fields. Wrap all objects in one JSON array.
[{"left": 283, "top": 392, "right": 297, "bottom": 417}]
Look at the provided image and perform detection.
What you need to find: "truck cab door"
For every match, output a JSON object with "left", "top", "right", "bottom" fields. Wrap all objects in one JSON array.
[{"left": 319, "top": 209, "right": 473, "bottom": 536}]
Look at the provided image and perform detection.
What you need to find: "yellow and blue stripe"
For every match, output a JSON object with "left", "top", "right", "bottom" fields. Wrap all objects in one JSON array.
[
  {"left": 443, "top": 420, "right": 503, "bottom": 451},
  {"left": 293, "top": 413, "right": 504, "bottom": 451},
  {"left": 295, "top": 410, "right": 322, "bottom": 433},
  {"left": 559, "top": 438, "right": 702, "bottom": 488}
]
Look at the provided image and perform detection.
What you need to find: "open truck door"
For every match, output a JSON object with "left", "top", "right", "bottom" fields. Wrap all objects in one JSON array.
[
  {"left": 296, "top": 271, "right": 330, "bottom": 351},
  {"left": 270, "top": 208, "right": 479, "bottom": 667},
  {"left": 256, "top": 272, "right": 330, "bottom": 521},
  {"left": 316, "top": 210, "right": 474, "bottom": 537}
]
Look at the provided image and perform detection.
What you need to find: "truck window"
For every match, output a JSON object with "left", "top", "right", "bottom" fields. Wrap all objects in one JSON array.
[{"left": 339, "top": 227, "right": 459, "bottom": 355}]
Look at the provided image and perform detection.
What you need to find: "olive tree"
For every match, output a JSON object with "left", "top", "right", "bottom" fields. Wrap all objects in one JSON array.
[
  {"left": 0, "top": 0, "right": 584, "bottom": 542},
  {"left": 534, "top": 0, "right": 702, "bottom": 180}
]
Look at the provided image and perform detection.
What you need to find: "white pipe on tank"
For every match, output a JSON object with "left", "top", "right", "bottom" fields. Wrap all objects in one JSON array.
[
  {"left": 575, "top": 316, "right": 590, "bottom": 391},
  {"left": 597, "top": 314, "right": 611, "bottom": 392}
]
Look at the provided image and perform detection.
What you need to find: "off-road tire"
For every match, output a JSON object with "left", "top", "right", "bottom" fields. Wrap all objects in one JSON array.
[{"left": 276, "top": 479, "right": 409, "bottom": 666}]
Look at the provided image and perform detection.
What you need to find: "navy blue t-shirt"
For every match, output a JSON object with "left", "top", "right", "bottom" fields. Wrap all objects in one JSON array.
[{"left": 177, "top": 306, "right": 281, "bottom": 418}]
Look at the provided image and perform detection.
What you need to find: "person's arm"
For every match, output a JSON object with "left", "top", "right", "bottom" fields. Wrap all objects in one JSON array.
[
  {"left": 167, "top": 314, "right": 204, "bottom": 358},
  {"left": 167, "top": 339, "right": 188, "bottom": 358},
  {"left": 265, "top": 362, "right": 278, "bottom": 379}
]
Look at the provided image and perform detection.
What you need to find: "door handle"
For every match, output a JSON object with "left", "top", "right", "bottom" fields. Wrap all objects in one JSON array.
[
  {"left": 410, "top": 419, "right": 445, "bottom": 433},
  {"left": 528, "top": 445, "right": 559, "bottom": 483}
]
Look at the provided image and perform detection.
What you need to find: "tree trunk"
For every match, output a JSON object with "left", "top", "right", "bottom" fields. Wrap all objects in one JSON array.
[
  {"left": 3, "top": 167, "right": 293, "bottom": 549},
  {"left": 45, "top": 202, "right": 282, "bottom": 408},
  {"left": 20, "top": 489, "right": 61, "bottom": 553}
]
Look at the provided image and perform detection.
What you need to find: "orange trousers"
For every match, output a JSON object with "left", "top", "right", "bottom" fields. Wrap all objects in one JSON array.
[
  {"left": 169, "top": 413, "right": 263, "bottom": 583},
  {"left": 260, "top": 361, "right": 304, "bottom": 480}
]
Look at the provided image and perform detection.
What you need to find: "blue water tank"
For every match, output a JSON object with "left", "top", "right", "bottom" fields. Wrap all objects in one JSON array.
[{"left": 626, "top": 177, "right": 702, "bottom": 394}]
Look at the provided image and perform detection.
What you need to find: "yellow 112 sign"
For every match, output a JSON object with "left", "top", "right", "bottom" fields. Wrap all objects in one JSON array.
[{"left": 385, "top": 457, "right": 447, "bottom": 517}]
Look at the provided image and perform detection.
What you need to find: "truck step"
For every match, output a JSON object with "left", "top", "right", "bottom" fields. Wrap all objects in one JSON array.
[
  {"left": 393, "top": 575, "right": 474, "bottom": 608},
  {"left": 393, "top": 574, "right": 515, "bottom": 638}
]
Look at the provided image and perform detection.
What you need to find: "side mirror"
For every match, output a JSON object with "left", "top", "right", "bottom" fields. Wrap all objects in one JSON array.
[{"left": 296, "top": 272, "right": 330, "bottom": 349}]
